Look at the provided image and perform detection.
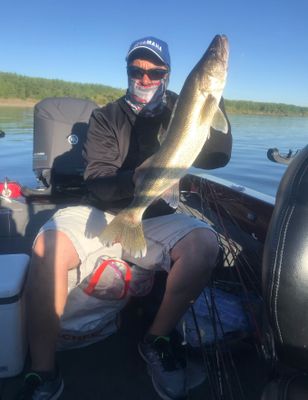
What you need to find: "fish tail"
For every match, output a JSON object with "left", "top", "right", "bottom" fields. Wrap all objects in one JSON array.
[{"left": 99, "top": 211, "right": 147, "bottom": 258}]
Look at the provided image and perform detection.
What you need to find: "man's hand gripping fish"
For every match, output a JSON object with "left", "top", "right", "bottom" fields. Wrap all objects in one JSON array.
[{"left": 100, "top": 34, "right": 230, "bottom": 258}]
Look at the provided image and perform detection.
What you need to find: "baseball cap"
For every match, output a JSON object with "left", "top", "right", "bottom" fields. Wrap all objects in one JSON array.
[{"left": 126, "top": 36, "right": 171, "bottom": 68}]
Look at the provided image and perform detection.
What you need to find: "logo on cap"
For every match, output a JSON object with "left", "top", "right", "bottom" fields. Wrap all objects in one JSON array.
[
  {"left": 134, "top": 39, "right": 162, "bottom": 52},
  {"left": 127, "top": 36, "right": 171, "bottom": 68}
]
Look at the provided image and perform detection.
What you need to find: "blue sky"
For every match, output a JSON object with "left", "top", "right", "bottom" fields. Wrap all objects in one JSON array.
[{"left": 1, "top": 0, "right": 307, "bottom": 106}]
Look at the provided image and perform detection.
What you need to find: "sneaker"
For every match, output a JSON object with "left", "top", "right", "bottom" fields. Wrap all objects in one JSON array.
[
  {"left": 138, "top": 336, "right": 187, "bottom": 400},
  {"left": 15, "top": 370, "right": 64, "bottom": 400}
]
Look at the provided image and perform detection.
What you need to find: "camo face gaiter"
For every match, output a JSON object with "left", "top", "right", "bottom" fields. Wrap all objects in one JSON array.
[{"left": 125, "top": 75, "right": 169, "bottom": 117}]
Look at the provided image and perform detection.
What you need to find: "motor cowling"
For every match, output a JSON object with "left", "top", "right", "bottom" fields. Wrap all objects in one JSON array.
[{"left": 33, "top": 97, "right": 98, "bottom": 189}]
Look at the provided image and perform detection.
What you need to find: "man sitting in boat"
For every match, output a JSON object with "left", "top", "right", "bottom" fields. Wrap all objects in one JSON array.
[{"left": 17, "top": 36, "right": 232, "bottom": 400}]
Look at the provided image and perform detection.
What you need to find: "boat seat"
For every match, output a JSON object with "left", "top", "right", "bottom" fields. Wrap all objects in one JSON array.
[{"left": 262, "top": 145, "right": 308, "bottom": 399}]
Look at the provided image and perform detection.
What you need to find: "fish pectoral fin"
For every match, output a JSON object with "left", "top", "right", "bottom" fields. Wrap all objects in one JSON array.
[
  {"left": 161, "top": 182, "right": 180, "bottom": 209},
  {"left": 211, "top": 106, "right": 229, "bottom": 134}
]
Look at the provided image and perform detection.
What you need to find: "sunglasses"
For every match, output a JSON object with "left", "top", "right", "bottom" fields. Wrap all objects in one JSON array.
[{"left": 127, "top": 65, "right": 168, "bottom": 81}]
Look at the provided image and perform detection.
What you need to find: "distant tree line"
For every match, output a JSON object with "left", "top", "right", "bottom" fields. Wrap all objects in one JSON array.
[
  {"left": 0, "top": 72, "right": 124, "bottom": 105},
  {"left": 224, "top": 99, "right": 308, "bottom": 116},
  {"left": 1, "top": 71, "right": 308, "bottom": 116}
]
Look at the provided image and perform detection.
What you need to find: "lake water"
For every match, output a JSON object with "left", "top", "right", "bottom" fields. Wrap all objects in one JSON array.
[{"left": 0, "top": 107, "right": 307, "bottom": 197}]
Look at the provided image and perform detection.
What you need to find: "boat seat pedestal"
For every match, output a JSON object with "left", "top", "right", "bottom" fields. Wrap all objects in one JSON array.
[{"left": 261, "top": 375, "right": 308, "bottom": 400}]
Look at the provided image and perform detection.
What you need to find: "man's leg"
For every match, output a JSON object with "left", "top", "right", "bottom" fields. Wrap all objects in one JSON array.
[
  {"left": 138, "top": 227, "right": 219, "bottom": 399},
  {"left": 26, "top": 230, "right": 80, "bottom": 372},
  {"left": 148, "top": 227, "right": 219, "bottom": 336}
]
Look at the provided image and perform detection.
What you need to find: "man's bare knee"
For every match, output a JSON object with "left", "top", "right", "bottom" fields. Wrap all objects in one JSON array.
[
  {"left": 171, "top": 228, "right": 219, "bottom": 267},
  {"left": 33, "top": 230, "right": 80, "bottom": 270}
]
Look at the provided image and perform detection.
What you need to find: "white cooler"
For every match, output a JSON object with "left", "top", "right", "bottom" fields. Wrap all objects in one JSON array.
[{"left": 0, "top": 253, "right": 30, "bottom": 377}]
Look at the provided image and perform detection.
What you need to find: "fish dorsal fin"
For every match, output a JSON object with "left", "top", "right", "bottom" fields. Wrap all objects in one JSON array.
[
  {"left": 157, "top": 126, "right": 166, "bottom": 145},
  {"left": 158, "top": 98, "right": 179, "bottom": 145},
  {"left": 211, "top": 106, "right": 229, "bottom": 134}
]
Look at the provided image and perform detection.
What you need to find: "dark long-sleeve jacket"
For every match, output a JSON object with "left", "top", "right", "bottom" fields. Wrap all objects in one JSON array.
[{"left": 82, "top": 90, "right": 232, "bottom": 216}]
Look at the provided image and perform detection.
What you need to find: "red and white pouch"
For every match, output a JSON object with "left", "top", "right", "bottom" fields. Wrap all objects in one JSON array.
[{"left": 57, "top": 252, "right": 154, "bottom": 350}]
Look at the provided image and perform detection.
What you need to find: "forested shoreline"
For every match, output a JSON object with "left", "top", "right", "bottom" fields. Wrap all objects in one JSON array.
[
  {"left": 224, "top": 100, "right": 308, "bottom": 116},
  {"left": 0, "top": 72, "right": 124, "bottom": 106},
  {"left": 1, "top": 72, "right": 308, "bottom": 116}
]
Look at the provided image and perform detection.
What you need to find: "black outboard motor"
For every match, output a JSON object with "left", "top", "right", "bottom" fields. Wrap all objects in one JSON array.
[
  {"left": 31, "top": 97, "right": 98, "bottom": 194},
  {"left": 262, "top": 145, "right": 308, "bottom": 399}
]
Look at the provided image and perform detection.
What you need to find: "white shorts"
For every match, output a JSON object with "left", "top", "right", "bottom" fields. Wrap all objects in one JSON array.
[
  {"left": 35, "top": 205, "right": 216, "bottom": 349},
  {"left": 36, "top": 205, "right": 215, "bottom": 288}
]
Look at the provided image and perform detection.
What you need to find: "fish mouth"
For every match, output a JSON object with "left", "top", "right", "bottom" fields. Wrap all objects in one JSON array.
[
  {"left": 192, "top": 35, "right": 228, "bottom": 93},
  {"left": 185, "top": 34, "right": 229, "bottom": 89},
  {"left": 208, "top": 34, "right": 229, "bottom": 64}
]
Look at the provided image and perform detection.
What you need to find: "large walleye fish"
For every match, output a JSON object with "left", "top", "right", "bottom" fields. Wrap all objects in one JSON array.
[{"left": 100, "top": 34, "right": 229, "bottom": 258}]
